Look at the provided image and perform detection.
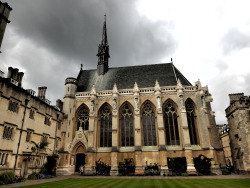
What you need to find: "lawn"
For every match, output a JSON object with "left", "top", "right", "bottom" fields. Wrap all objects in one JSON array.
[{"left": 19, "top": 178, "right": 250, "bottom": 188}]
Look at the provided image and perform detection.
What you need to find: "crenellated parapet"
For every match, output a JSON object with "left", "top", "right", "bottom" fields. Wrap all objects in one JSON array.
[{"left": 65, "top": 77, "right": 77, "bottom": 85}]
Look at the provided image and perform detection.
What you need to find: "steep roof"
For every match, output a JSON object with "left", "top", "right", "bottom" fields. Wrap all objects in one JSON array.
[{"left": 77, "top": 63, "right": 192, "bottom": 92}]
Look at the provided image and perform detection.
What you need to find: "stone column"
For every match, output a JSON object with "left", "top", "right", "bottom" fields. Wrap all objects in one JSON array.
[
  {"left": 154, "top": 80, "right": 168, "bottom": 175},
  {"left": 110, "top": 84, "right": 119, "bottom": 175},
  {"left": 85, "top": 86, "right": 97, "bottom": 175},
  {"left": 197, "top": 89, "right": 212, "bottom": 149},
  {"left": 177, "top": 79, "right": 197, "bottom": 175},
  {"left": 133, "top": 82, "right": 144, "bottom": 175}
]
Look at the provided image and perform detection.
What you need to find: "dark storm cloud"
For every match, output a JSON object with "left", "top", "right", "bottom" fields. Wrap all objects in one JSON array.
[
  {"left": 9, "top": 0, "right": 176, "bottom": 68},
  {"left": 1, "top": 0, "right": 177, "bottom": 104},
  {"left": 221, "top": 27, "right": 250, "bottom": 54}
]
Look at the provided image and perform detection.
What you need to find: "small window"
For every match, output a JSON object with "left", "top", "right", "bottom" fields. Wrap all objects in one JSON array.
[
  {"left": 29, "top": 109, "right": 35, "bottom": 119},
  {"left": 57, "top": 122, "right": 61, "bottom": 130},
  {"left": 4, "top": 154, "right": 8, "bottom": 166},
  {"left": 26, "top": 131, "right": 32, "bottom": 142},
  {"left": 44, "top": 116, "right": 50, "bottom": 125},
  {"left": 2, "top": 126, "right": 13, "bottom": 140},
  {"left": 41, "top": 135, "right": 48, "bottom": 143},
  {"left": 8, "top": 100, "right": 18, "bottom": 113},
  {"left": 0, "top": 153, "right": 5, "bottom": 165}
]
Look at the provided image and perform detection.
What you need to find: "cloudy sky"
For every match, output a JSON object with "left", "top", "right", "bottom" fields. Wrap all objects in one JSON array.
[{"left": 1, "top": 0, "right": 250, "bottom": 124}]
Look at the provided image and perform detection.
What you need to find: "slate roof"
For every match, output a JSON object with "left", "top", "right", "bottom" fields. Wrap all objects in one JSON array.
[{"left": 76, "top": 63, "right": 192, "bottom": 92}]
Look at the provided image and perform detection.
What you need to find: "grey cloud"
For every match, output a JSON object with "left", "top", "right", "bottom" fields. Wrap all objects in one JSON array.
[
  {"left": 209, "top": 72, "right": 250, "bottom": 124},
  {"left": 221, "top": 27, "right": 250, "bottom": 54},
  {"left": 1, "top": 0, "right": 177, "bottom": 104},
  {"left": 9, "top": 0, "right": 176, "bottom": 68}
]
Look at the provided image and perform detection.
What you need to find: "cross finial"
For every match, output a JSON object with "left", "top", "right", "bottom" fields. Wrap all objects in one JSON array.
[
  {"left": 80, "top": 64, "right": 83, "bottom": 70},
  {"left": 104, "top": 14, "right": 106, "bottom": 22}
]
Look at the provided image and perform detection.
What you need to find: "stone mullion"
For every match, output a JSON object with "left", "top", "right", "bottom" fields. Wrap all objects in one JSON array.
[{"left": 110, "top": 104, "right": 119, "bottom": 175}]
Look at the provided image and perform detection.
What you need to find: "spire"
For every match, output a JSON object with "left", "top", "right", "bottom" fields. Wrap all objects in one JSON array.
[
  {"left": 101, "top": 14, "right": 108, "bottom": 46},
  {"left": 97, "top": 14, "right": 110, "bottom": 75}
]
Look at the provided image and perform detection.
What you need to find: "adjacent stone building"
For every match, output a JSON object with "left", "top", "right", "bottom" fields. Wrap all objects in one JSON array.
[
  {"left": 0, "top": 1, "right": 12, "bottom": 52},
  {"left": 217, "top": 124, "right": 233, "bottom": 167},
  {"left": 0, "top": 67, "right": 64, "bottom": 176},
  {"left": 225, "top": 93, "right": 250, "bottom": 174}
]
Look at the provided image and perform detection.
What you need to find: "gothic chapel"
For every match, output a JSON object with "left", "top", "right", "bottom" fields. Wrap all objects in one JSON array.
[{"left": 58, "top": 17, "right": 225, "bottom": 176}]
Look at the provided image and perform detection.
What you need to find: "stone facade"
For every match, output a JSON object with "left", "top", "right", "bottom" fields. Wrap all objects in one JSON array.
[
  {"left": 58, "top": 77, "right": 226, "bottom": 176},
  {"left": 0, "top": 1, "right": 12, "bottom": 52},
  {"left": 225, "top": 93, "right": 250, "bottom": 174},
  {"left": 0, "top": 68, "right": 63, "bottom": 176},
  {"left": 218, "top": 124, "right": 233, "bottom": 167},
  {"left": 0, "top": 17, "right": 226, "bottom": 177}
]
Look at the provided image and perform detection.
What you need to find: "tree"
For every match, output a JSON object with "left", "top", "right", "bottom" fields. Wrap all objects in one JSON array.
[{"left": 31, "top": 141, "right": 49, "bottom": 170}]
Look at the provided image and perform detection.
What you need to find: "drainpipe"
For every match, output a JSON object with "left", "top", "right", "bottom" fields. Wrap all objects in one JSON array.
[
  {"left": 54, "top": 114, "right": 59, "bottom": 153},
  {"left": 14, "top": 99, "right": 29, "bottom": 174}
]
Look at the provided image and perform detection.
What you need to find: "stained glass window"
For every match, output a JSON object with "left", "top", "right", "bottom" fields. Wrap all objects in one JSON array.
[
  {"left": 77, "top": 106, "right": 89, "bottom": 131},
  {"left": 142, "top": 102, "right": 157, "bottom": 146},
  {"left": 100, "top": 105, "right": 112, "bottom": 147},
  {"left": 120, "top": 104, "right": 134, "bottom": 147},
  {"left": 186, "top": 101, "right": 198, "bottom": 145},
  {"left": 164, "top": 102, "right": 180, "bottom": 145}
]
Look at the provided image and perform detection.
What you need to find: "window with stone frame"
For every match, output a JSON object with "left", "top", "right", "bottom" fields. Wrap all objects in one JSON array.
[
  {"left": 99, "top": 104, "right": 112, "bottom": 147},
  {"left": 41, "top": 135, "right": 48, "bottom": 143},
  {"left": 164, "top": 102, "right": 180, "bottom": 145},
  {"left": 8, "top": 100, "right": 18, "bottom": 113},
  {"left": 26, "top": 130, "right": 32, "bottom": 142},
  {"left": 2, "top": 125, "right": 14, "bottom": 140},
  {"left": 44, "top": 116, "right": 50, "bottom": 125},
  {"left": 0, "top": 153, "right": 8, "bottom": 166},
  {"left": 120, "top": 103, "right": 134, "bottom": 147},
  {"left": 142, "top": 101, "right": 157, "bottom": 146},
  {"left": 57, "top": 122, "right": 61, "bottom": 130},
  {"left": 29, "top": 109, "right": 35, "bottom": 119},
  {"left": 77, "top": 106, "right": 89, "bottom": 131},
  {"left": 185, "top": 100, "right": 199, "bottom": 145}
]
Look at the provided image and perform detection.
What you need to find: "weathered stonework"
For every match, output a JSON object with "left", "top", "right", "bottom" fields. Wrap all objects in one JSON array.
[{"left": 225, "top": 93, "right": 250, "bottom": 174}]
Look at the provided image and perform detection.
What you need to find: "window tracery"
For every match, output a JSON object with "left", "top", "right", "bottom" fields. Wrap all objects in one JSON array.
[
  {"left": 186, "top": 101, "right": 198, "bottom": 145},
  {"left": 120, "top": 104, "right": 134, "bottom": 147},
  {"left": 77, "top": 107, "right": 89, "bottom": 131},
  {"left": 142, "top": 102, "right": 157, "bottom": 146},
  {"left": 164, "top": 102, "right": 180, "bottom": 145},
  {"left": 100, "top": 105, "right": 112, "bottom": 147}
]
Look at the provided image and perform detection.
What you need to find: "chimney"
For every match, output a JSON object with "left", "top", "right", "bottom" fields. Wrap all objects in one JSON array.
[
  {"left": 37, "top": 86, "right": 47, "bottom": 100},
  {"left": 17, "top": 72, "right": 24, "bottom": 87},
  {"left": 12, "top": 68, "right": 19, "bottom": 81},
  {"left": 7, "top": 67, "right": 13, "bottom": 78},
  {"left": 56, "top": 99, "right": 63, "bottom": 110}
]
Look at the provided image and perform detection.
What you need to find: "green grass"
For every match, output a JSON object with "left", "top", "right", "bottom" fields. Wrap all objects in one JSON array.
[{"left": 19, "top": 178, "right": 250, "bottom": 188}]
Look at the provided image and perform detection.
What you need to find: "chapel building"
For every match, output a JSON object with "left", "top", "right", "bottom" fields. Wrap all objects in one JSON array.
[{"left": 57, "top": 17, "right": 226, "bottom": 176}]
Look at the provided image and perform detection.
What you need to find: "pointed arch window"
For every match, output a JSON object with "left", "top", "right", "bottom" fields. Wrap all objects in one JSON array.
[
  {"left": 142, "top": 102, "right": 157, "bottom": 146},
  {"left": 120, "top": 104, "right": 134, "bottom": 147},
  {"left": 99, "top": 105, "right": 112, "bottom": 147},
  {"left": 186, "top": 101, "right": 198, "bottom": 145},
  {"left": 77, "top": 106, "right": 89, "bottom": 131},
  {"left": 164, "top": 102, "right": 180, "bottom": 145}
]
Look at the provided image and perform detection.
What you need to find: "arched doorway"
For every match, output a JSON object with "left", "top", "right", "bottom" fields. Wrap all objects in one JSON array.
[
  {"left": 75, "top": 153, "right": 85, "bottom": 172},
  {"left": 72, "top": 142, "right": 86, "bottom": 172}
]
